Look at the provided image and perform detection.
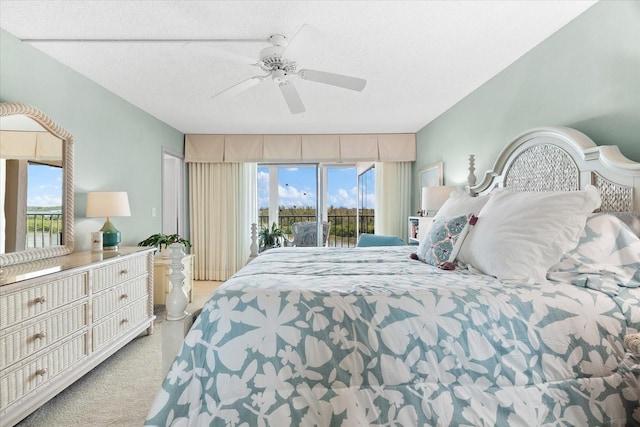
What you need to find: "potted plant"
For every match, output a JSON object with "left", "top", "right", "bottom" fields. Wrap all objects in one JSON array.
[
  {"left": 258, "top": 222, "right": 286, "bottom": 252},
  {"left": 138, "top": 233, "right": 192, "bottom": 257}
]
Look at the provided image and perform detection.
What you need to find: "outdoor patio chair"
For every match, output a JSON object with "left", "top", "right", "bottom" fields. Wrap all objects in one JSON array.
[{"left": 287, "top": 221, "right": 331, "bottom": 247}]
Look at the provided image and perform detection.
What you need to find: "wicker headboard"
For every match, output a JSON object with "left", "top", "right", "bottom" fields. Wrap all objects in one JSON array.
[{"left": 468, "top": 127, "right": 640, "bottom": 213}]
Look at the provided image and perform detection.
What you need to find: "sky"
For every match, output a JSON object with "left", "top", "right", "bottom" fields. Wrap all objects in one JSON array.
[
  {"left": 26, "top": 162, "right": 369, "bottom": 212},
  {"left": 258, "top": 166, "right": 374, "bottom": 209},
  {"left": 27, "top": 163, "right": 63, "bottom": 210}
]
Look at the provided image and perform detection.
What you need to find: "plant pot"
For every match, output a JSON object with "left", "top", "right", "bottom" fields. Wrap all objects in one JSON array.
[{"left": 160, "top": 246, "right": 170, "bottom": 259}]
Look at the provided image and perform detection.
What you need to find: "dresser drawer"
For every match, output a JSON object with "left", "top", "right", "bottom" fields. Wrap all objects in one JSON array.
[
  {"left": 93, "top": 255, "right": 147, "bottom": 292},
  {"left": 0, "top": 333, "right": 88, "bottom": 410},
  {"left": 92, "top": 276, "right": 148, "bottom": 322},
  {"left": 0, "top": 273, "right": 88, "bottom": 329},
  {"left": 0, "top": 303, "right": 88, "bottom": 369},
  {"left": 92, "top": 298, "right": 148, "bottom": 351}
]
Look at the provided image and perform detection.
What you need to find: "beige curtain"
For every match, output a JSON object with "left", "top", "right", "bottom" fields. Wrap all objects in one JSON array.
[
  {"left": 189, "top": 162, "right": 257, "bottom": 280},
  {"left": 374, "top": 162, "right": 412, "bottom": 240}
]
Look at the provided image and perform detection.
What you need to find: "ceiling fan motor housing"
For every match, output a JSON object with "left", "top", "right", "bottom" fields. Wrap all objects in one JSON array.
[{"left": 259, "top": 36, "right": 297, "bottom": 76}]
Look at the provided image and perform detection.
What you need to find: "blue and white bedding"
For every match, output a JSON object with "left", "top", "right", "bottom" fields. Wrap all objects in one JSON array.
[{"left": 146, "top": 241, "right": 640, "bottom": 426}]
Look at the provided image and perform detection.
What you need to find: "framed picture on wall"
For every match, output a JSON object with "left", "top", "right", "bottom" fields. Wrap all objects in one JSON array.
[
  {"left": 418, "top": 162, "right": 444, "bottom": 210},
  {"left": 419, "top": 162, "right": 443, "bottom": 188}
]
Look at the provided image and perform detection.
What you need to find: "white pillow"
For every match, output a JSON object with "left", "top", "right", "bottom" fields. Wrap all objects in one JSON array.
[
  {"left": 458, "top": 185, "right": 602, "bottom": 283},
  {"left": 434, "top": 192, "right": 490, "bottom": 220}
]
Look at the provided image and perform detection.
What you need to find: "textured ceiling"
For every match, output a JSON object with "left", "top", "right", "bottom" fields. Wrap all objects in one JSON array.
[{"left": 0, "top": 1, "right": 596, "bottom": 134}]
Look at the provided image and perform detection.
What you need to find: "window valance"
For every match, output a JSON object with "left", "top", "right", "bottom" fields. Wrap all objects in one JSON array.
[
  {"left": 0, "top": 130, "right": 62, "bottom": 161},
  {"left": 185, "top": 133, "right": 415, "bottom": 163}
]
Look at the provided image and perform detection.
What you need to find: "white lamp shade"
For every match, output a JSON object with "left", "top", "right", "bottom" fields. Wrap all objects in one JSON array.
[
  {"left": 86, "top": 192, "right": 131, "bottom": 218},
  {"left": 421, "top": 186, "right": 454, "bottom": 212}
]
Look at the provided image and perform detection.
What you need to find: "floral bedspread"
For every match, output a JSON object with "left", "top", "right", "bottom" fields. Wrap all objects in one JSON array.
[{"left": 146, "top": 246, "right": 640, "bottom": 426}]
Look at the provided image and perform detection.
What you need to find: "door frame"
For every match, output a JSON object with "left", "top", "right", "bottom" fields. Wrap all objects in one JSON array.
[{"left": 161, "top": 148, "right": 187, "bottom": 237}]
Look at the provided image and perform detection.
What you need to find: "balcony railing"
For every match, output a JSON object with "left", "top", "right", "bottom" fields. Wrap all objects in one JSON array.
[
  {"left": 26, "top": 212, "right": 63, "bottom": 248},
  {"left": 258, "top": 214, "right": 374, "bottom": 248}
]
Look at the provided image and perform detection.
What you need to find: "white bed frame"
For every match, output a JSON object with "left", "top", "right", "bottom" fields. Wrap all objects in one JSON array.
[
  {"left": 467, "top": 126, "right": 640, "bottom": 212},
  {"left": 466, "top": 126, "right": 640, "bottom": 355}
]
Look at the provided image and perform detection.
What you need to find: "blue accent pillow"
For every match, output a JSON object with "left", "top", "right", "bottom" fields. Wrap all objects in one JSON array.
[
  {"left": 416, "top": 213, "right": 475, "bottom": 268},
  {"left": 356, "top": 234, "right": 406, "bottom": 247}
]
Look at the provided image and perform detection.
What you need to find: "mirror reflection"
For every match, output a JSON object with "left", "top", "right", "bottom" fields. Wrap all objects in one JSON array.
[
  {"left": 0, "top": 112, "right": 66, "bottom": 258},
  {"left": 0, "top": 103, "right": 74, "bottom": 268}
]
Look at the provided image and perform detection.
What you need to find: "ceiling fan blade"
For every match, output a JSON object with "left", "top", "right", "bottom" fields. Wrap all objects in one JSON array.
[
  {"left": 279, "top": 81, "right": 305, "bottom": 114},
  {"left": 298, "top": 69, "right": 367, "bottom": 91},
  {"left": 212, "top": 76, "right": 265, "bottom": 101},
  {"left": 281, "top": 24, "right": 324, "bottom": 58}
]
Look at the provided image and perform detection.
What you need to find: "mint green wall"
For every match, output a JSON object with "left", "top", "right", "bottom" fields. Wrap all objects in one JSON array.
[
  {"left": 414, "top": 1, "right": 640, "bottom": 210},
  {"left": 1, "top": 29, "right": 185, "bottom": 251}
]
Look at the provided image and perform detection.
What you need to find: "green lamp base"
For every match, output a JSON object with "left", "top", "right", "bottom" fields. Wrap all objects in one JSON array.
[{"left": 101, "top": 218, "right": 121, "bottom": 251}]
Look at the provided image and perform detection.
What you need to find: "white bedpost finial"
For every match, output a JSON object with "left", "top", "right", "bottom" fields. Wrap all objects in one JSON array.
[
  {"left": 247, "top": 223, "right": 259, "bottom": 264},
  {"left": 250, "top": 223, "right": 259, "bottom": 257},
  {"left": 467, "top": 154, "right": 476, "bottom": 187},
  {"left": 165, "top": 243, "right": 189, "bottom": 321}
]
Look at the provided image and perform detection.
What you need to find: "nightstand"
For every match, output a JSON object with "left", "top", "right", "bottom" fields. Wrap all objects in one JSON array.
[{"left": 408, "top": 216, "right": 433, "bottom": 245}]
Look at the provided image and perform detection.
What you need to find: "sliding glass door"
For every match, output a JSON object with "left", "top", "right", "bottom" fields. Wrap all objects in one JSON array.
[
  {"left": 258, "top": 164, "right": 360, "bottom": 247},
  {"left": 357, "top": 165, "right": 375, "bottom": 237}
]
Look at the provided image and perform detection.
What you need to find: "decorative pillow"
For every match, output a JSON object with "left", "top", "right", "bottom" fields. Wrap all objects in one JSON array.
[
  {"left": 547, "top": 213, "right": 640, "bottom": 294},
  {"left": 416, "top": 213, "right": 477, "bottom": 269},
  {"left": 356, "top": 234, "right": 406, "bottom": 247},
  {"left": 458, "top": 185, "right": 602, "bottom": 283}
]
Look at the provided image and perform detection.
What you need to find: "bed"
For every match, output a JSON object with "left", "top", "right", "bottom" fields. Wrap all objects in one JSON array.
[{"left": 145, "top": 127, "right": 640, "bottom": 426}]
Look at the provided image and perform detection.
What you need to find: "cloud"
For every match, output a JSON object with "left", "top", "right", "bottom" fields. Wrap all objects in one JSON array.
[
  {"left": 278, "top": 184, "right": 314, "bottom": 207},
  {"left": 28, "top": 194, "right": 62, "bottom": 208},
  {"left": 328, "top": 187, "right": 357, "bottom": 208}
]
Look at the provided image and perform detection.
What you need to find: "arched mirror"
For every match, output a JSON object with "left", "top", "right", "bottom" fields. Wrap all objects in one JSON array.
[{"left": 0, "top": 102, "right": 74, "bottom": 266}]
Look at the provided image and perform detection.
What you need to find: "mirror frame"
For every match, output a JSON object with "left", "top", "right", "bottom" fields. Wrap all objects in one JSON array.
[{"left": 0, "top": 102, "right": 74, "bottom": 266}]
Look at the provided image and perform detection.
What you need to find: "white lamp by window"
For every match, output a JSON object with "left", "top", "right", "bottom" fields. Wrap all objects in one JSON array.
[
  {"left": 421, "top": 186, "right": 453, "bottom": 216},
  {"left": 86, "top": 192, "right": 131, "bottom": 250}
]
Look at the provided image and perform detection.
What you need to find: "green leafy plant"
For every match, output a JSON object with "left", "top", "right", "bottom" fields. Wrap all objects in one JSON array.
[
  {"left": 258, "top": 222, "right": 286, "bottom": 250},
  {"left": 137, "top": 233, "right": 192, "bottom": 252}
]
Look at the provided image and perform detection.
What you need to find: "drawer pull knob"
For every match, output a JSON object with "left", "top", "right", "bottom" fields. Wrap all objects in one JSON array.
[
  {"left": 120, "top": 293, "right": 129, "bottom": 299},
  {"left": 120, "top": 269, "right": 128, "bottom": 275},
  {"left": 35, "top": 368, "right": 48, "bottom": 377},
  {"left": 34, "top": 296, "right": 47, "bottom": 304},
  {"left": 34, "top": 331, "right": 47, "bottom": 339}
]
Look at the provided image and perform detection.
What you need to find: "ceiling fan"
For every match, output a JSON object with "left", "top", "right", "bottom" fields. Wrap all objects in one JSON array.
[
  {"left": 208, "top": 25, "right": 367, "bottom": 114},
  {"left": 21, "top": 25, "right": 366, "bottom": 115}
]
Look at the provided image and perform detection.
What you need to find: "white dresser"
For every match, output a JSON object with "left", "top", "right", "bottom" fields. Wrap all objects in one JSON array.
[{"left": 0, "top": 247, "right": 155, "bottom": 427}]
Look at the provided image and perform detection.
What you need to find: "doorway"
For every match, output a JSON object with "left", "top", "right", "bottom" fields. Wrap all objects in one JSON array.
[{"left": 162, "top": 149, "right": 186, "bottom": 236}]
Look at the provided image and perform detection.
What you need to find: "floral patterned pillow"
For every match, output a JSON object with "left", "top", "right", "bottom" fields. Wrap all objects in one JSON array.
[{"left": 415, "top": 213, "right": 477, "bottom": 269}]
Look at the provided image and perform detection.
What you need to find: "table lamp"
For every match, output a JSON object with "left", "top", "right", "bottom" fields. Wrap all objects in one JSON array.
[
  {"left": 421, "top": 186, "right": 454, "bottom": 216},
  {"left": 86, "top": 191, "right": 131, "bottom": 250}
]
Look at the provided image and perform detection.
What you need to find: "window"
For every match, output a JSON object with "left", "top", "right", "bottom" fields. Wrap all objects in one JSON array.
[
  {"left": 26, "top": 162, "right": 63, "bottom": 248},
  {"left": 258, "top": 164, "right": 361, "bottom": 247}
]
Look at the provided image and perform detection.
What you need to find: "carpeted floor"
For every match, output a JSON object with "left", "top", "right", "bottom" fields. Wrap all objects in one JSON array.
[{"left": 15, "top": 316, "right": 164, "bottom": 427}]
